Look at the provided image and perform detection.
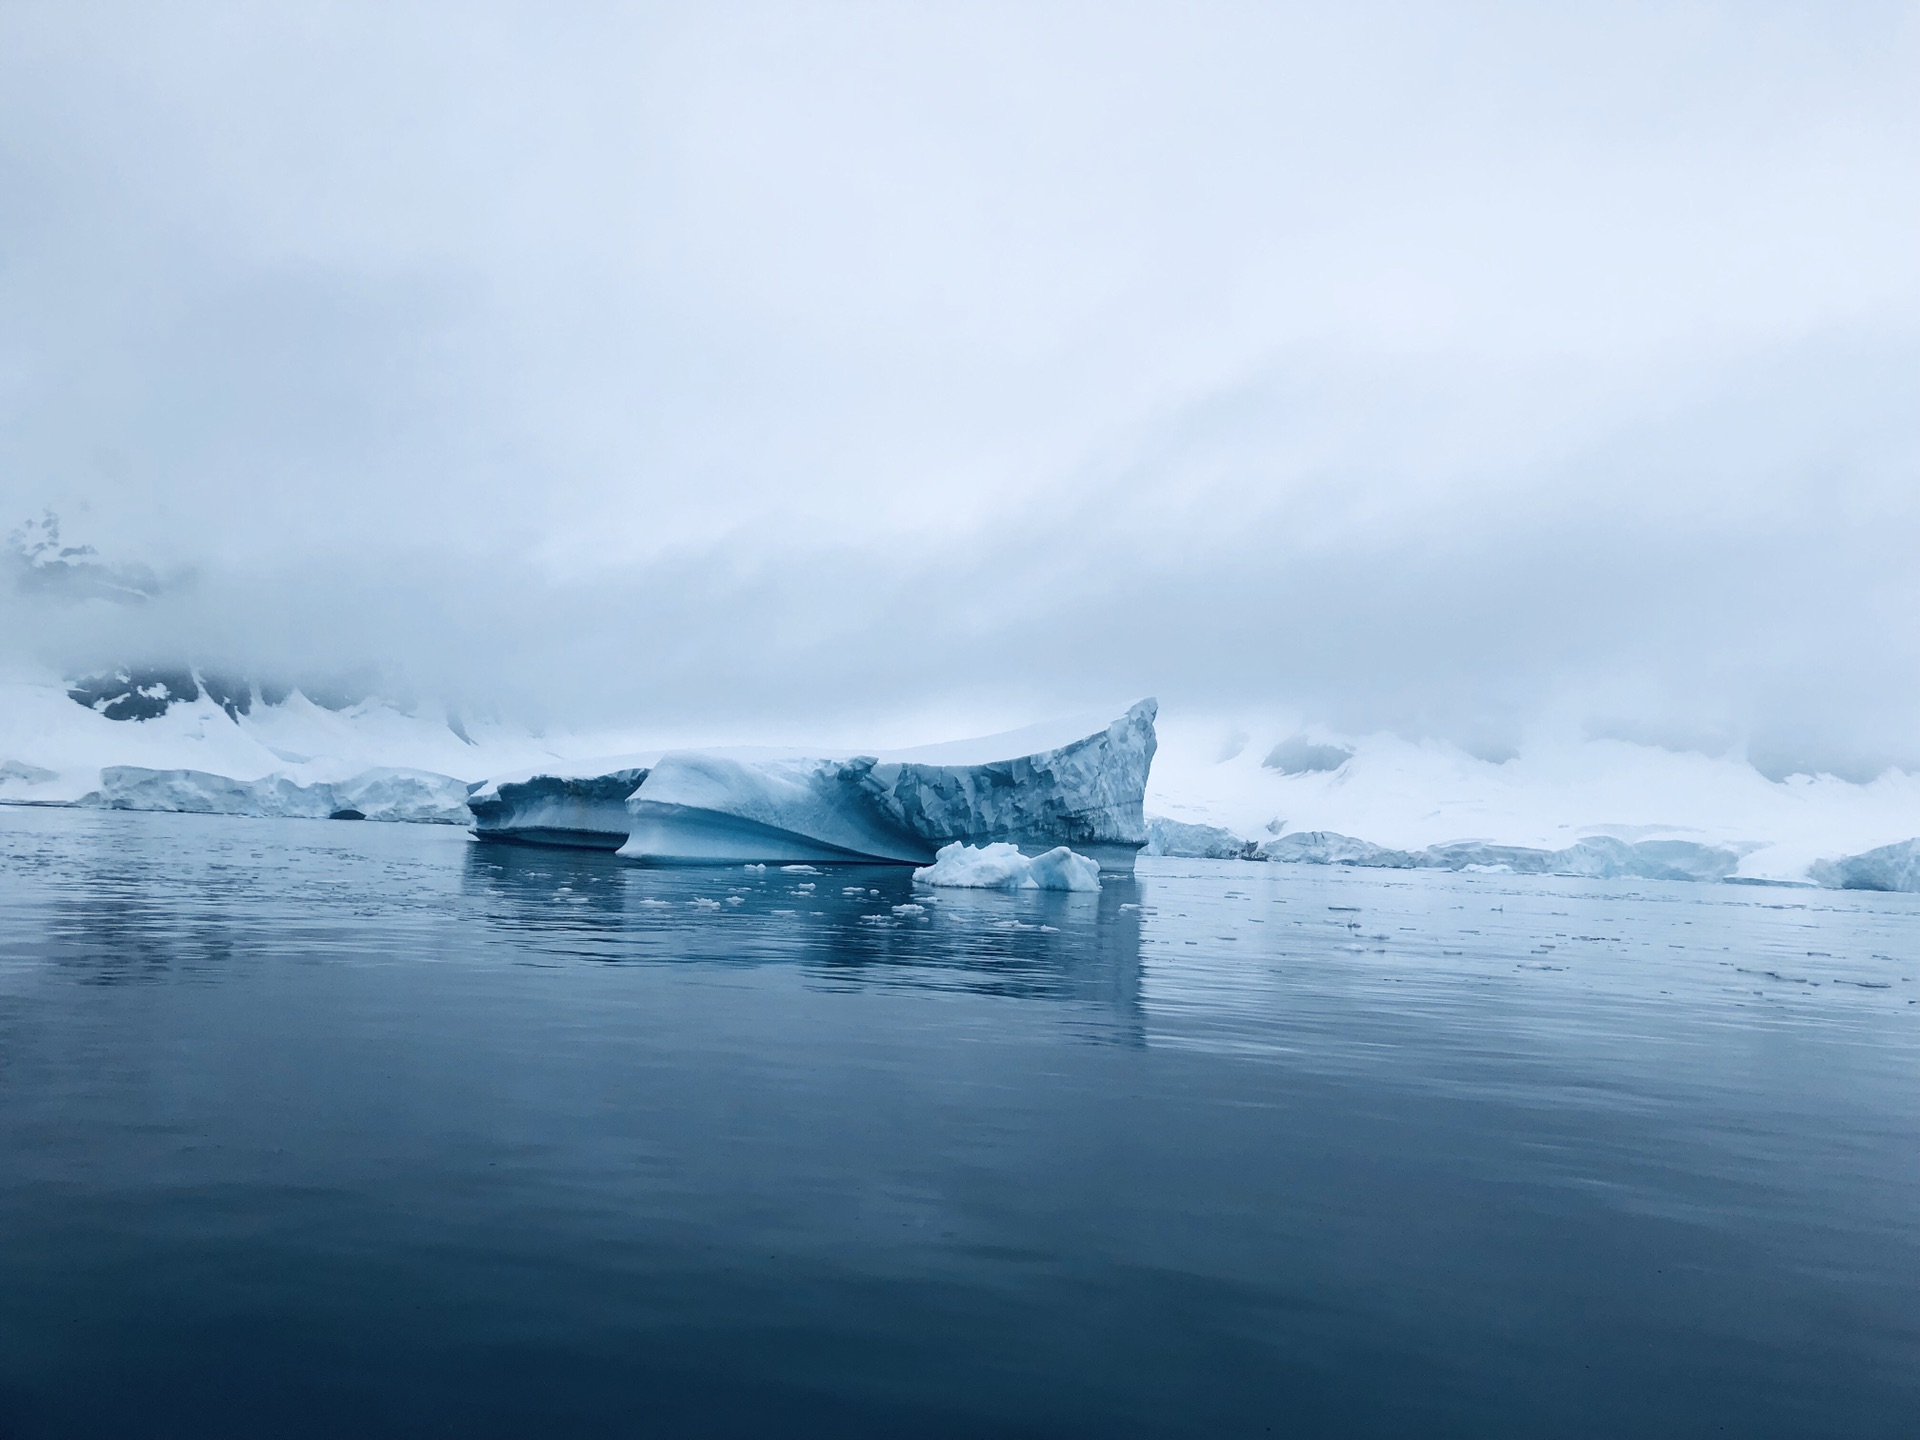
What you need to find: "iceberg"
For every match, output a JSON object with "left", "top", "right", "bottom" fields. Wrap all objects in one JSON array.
[
  {"left": 79, "top": 766, "right": 471, "bottom": 823},
  {"left": 618, "top": 753, "right": 927, "bottom": 864},
  {"left": 1809, "top": 838, "right": 1920, "bottom": 891},
  {"left": 613, "top": 700, "right": 1157, "bottom": 871},
  {"left": 912, "top": 841, "right": 1102, "bottom": 892},
  {"left": 467, "top": 763, "right": 651, "bottom": 849}
]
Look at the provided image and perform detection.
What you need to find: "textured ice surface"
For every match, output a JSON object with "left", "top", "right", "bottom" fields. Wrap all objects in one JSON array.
[
  {"left": 80, "top": 766, "right": 471, "bottom": 823},
  {"left": 912, "top": 841, "right": 1102, "bottom": 891},
  {"left": 615, "top": 701, "right": 1156, "bottom": 870},
  {"left": 1810, "top": 838, "right": 1920, "bottom": 891},
  {"left": 468, "top": 764, "right": 651, "bottom": 849},
  {"left": 620, "top": 753, "right": 926, "bottom": 864}
]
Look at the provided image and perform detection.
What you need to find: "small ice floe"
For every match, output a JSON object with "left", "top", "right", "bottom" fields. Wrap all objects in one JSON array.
[
  {"left": 725, "top": 896, "right": 744, "bottom": 905},
  {"left": 912, "top": 842, "right": 1100, "bottom": 892},
  {"left": 744, "top": 863, "right": 766, "bottom": 871},
  {"left": 690, "top": 897, "right": 720, "bottom": 910},
  {"left": 892, "top": 903, "right": 926, "bottom": 917},
  {"left": 793, "top": 882, "right": 816, "bottom": 892},
  {"left": 781, "top": 865, "right": 821, "bottom": 874},
  {"left": 770, "top": 908, "right": 797, "bottom": 917},
  {"left": 842, "top": 886, "right": 868, "bottom": 896}
]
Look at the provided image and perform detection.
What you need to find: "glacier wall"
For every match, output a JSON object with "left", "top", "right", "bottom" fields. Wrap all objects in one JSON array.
[
  {"left": 80, "top": 766, "right": 472, "bottom": 823},
  {"left": 1145, "top": 818, "right": 1746, "bottom": 880},
  {"left": 1809, "top": 838, "right": 1920, "bottom": 891},
  {"left": 1144, "top": 817, "right": 1254, "bottom": 860}
]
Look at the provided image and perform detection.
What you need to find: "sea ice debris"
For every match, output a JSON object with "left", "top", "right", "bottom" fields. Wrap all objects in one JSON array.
[{"left": 911, "top": 841, "right": 1101, "bottom": 892}]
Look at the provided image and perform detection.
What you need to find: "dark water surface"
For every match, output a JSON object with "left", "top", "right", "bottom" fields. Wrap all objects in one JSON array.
[{"left": 1, "top": 808, "right": 1916, "bottom": 1438}]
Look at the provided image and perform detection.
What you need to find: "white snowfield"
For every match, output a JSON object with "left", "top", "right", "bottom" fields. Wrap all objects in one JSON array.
[{"left": 912, "top": 842, "right": 1102, "bottom": 892}]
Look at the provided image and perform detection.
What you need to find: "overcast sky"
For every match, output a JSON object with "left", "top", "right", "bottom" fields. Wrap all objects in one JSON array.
[{"left": 2, "top": 1, "right": 1916, "bottom": 768}]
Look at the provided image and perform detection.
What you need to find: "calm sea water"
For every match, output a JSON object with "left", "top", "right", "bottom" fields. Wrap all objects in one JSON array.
[{"left": 0, "top": 807, "right": 1915, "bottom": 1438}]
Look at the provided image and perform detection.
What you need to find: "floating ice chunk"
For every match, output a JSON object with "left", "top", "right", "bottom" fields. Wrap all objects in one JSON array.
[
  {"left": 912, "top": 842, "right": 1101, "bottom": 892},
  {"left": 1025, "top": 846, "right": 1104, "bottom": 891},
  {"left": 914, "top": 841, "right": 1030, "bottom": 889}
]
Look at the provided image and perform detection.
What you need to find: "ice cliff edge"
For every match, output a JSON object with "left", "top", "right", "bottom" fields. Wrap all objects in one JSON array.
[{"left": 467, "top": 764, "right": 652, "bottom": 849}]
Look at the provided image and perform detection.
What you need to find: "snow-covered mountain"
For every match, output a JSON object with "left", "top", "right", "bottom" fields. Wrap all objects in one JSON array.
[{"left": 0, "top": 668, "right": 557, "bottom": 807}]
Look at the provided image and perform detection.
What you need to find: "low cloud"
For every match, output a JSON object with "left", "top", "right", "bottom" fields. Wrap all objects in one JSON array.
[{"left": 1, "top": 2, "right": 1914, "bottom": 773}]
